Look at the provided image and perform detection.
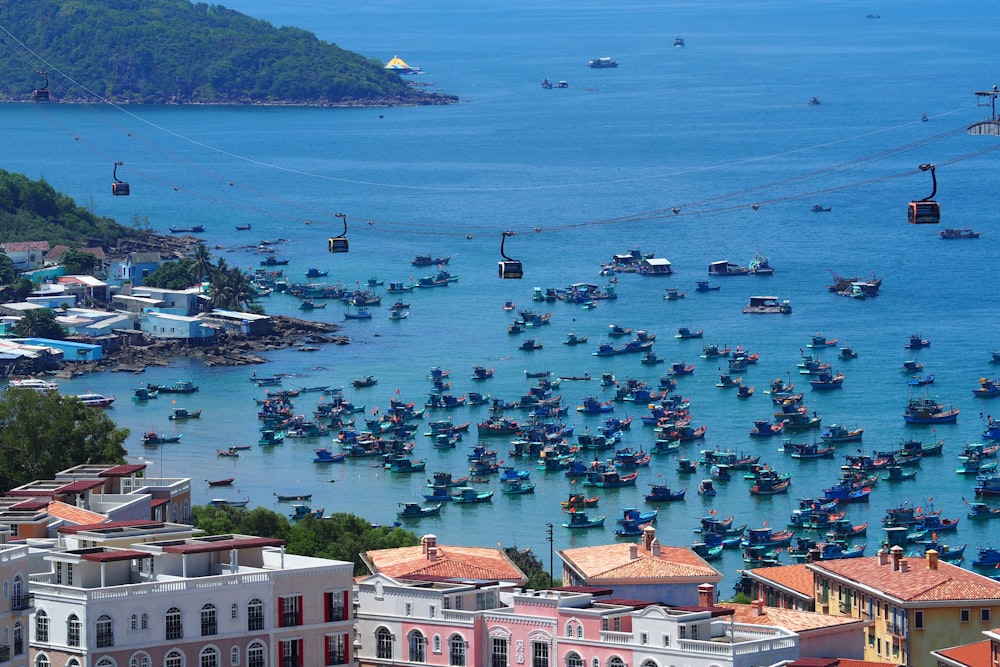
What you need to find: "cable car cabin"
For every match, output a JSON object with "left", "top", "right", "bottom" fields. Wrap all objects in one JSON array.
[
  {"left": 328, "top": 236, "right": 349, "bottom": 253},
  {"left": 498, "top": 259, "right": 523, "bottom": 279},
  {"left": 32, "top": 88, "right": 49, "bottom": 102},
  {"left": 112, "top": 181, "right": 130, "bottom": 196},
  {"left": 907, "top": 200, "right": 940, "bottom": 224}
]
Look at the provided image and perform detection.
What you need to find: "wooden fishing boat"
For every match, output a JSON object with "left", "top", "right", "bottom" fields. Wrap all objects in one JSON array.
[
  {"left": 168, "top": 407, "right": 202, "bottom": 420},
  {"left": 645, "top": 483, "right": 686, "bottom": 502},
  {"left": 216, "top": 448, "right": 239, "bottom": 458},
  {"left": 206, "top": 477, "right": 235, "bottom": 487},
  {"left": 313, "top": 448, "right": 347, "bottom": 463},
  {"left": 820, "top": 424, "right": 864, "bottom": 443},
  {"left": 561, "top": 493, "right": 600, "bottom": 509},
  {"left": 210, "top": 497, "right": 249, "bottom": 507},
  {"left": 142, "top": 432, "right": 182, "bottom": 446},
  {"left": 274, "top": 492, "right": 312, "bottom": 502},
  {"left": 675, "top": 327, "right": 704, "bottom": 339},
  {"left": 397, "top": 502, "right": 442, "bottom": 519},
  {"left": 501, "top": 479, "right": 536, "bottom": 495},
  {"left": 451, "top": 486, "right": 494, "bottom": 503},
  {"left": 562, "top": 510, "right": 606, "bottom": 529}
]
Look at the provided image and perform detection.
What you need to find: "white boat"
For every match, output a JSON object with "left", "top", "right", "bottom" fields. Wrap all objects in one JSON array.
[
  {"left": 75, "top": 393, "right": 116, "bottom": 407},
  {"left": 8, "top": 378, "right": 59, "bottom": 391}
]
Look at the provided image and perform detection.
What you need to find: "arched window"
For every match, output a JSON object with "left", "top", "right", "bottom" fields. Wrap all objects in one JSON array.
[
  {"left": 449, "top": 634, "right": 466, "bottom": 666},
  {"left": 2, "top": 627, "right": 7, "bottom": 647},
  {"left": 433, "top": 635, "right": 441, "bottom": 653},
  {"left": 130, "top": 614, "right": 138, "bottom": 631},
  {"left": 96, "top": 614, "right": 114, "bottom": 648},
  {"left": 67, "top": 613, "right": 81, "bottom": 647},
  {"left": 230, "top": 647, "right": 239, "bottom": 666},
  {"left": 166, "top": 607, "right": 183, "bottom": 640},
  {"left": 565, "top": 653, "right": 584, "bottom": 667},
  {"left": 34, "top": 656, "right": 50, "bottom": 667},
  {"left": 408, "top": 630, "right": 426, "bottom": 662},
  {"left": 199, "top": 647, "right": 218, "bottom": 667},
  {"left": 165, "top": 650, "right": 184, "bottom": 667},
  {"left": 247, "top": 599, "right": 264, "bottom": 631},
  {"left": 231, "top": 603, "right": 239, "bottom": 620},
  {"left": 95, "top": 659, "right": 114, "bottom": 667},
  {"left": 13, "top": 622, "right": 23, "bottom": 655},
  {"left": 201, "top": 604, "right": 217, "bottom": 636},
  {"left": 564, "top": 621, "right": 574, "bottom": 637},
  {"left": 67, "top": 660, "right": 81, "bottom": 667},
  {"left": 640, "top": 660, "right": 659, "bottom": 667},
  {"left": 12, "top": 575, "right": 22, "bottom": 607},
  {"left": 34, "top": 610, "right": 48, "bottom": 643},
  {"left": 376, "top": 627, "right": 394, "bottom": 660},
  {"left": 130, "top": 658, "right": 138, "bottom": 667},
  {"left": 2, "top": 580, "right": 7, "bottom": 599},
  {"left": 130, "top": 654, "right": 151, "bottom": 667},
  {"left": 247, "top": 641, "right": 265, "bottom": 667},
  {"left": 608, "top": 658, "right": 625, "bottom": 667},
  {"left": 141, "top": 613, "right": 149, "bottom": 630}
]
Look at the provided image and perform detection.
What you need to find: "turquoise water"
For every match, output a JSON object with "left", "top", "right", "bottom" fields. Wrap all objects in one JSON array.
[{"left": 4, "top": 0, "right": 1000, "bottom": 592}]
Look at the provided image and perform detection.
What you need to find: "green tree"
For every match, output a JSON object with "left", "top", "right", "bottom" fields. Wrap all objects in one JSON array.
[
  {"left": 0, "top": 389, "right": 129, "bottom": 489},
  {"left": 61, "top": 248, "right": 98, "bottom": 276},
  {"left": 504, "top": 546, "right": 556, "bottom": 589},
  {"left": 144, "top": 259, "right": 196, "bottom": 290},
  {"left": 0, "top": 250, "right": 17, "bottom": 284},
  {"left": 189, "top": 243, "right": 214, "bottom": 284},
  {"left": 209, "top": 261, "right": 253, "bottom": 311},
  {"left": 12, "top": 308, "right": 64, "bottom": 339}
]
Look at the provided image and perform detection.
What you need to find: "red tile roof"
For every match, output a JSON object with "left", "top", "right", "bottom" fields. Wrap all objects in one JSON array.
[
  {"left": 721, "top": 603, "right": 867, "bottom": 633},
  {"left": 932, "top": 639, "right": 992, "bottom": 666},
  {"left": 559, "top": 543, "right": 720, "bottom": 583},
  {"left": 366, "top": 544, "right": 527, "bottom": 584},
  {"left": 745, "top": 563, "right": 815, "bottom": 597},
  {"left": 46, "top": 501, "right": 107, "bottom": 526},
  {"left": 809, "top": 555, "right": 1000, "bottom": 602}
]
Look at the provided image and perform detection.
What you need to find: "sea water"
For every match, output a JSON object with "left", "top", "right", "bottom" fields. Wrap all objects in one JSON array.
[{"left": 3, "top": 0, "right": 1000, "bottom": 592}]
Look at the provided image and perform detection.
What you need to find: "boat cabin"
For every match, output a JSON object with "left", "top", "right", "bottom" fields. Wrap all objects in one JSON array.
[{"left": 743, "top": 296, "right": 792, "bottom": 314}]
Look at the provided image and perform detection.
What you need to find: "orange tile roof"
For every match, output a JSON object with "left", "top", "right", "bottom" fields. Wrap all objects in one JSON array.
[
  {"left": 366, "top": 545, "right": 527, "bottom": 584},
  {"left": 838, "top": 661, "right": 904, "bottom": 667},
  {"left": 932, "top": 639, "right": 992, "bottom": 666},
  {"left": 559, "top": 543, "right": 720, "bottom": 583},
  {"left": 720, "top": 603, "right": 866, "bottom": 633},
  {"left": 745, "top": 563, "right": 815, "bottom": 597},
  {"left": 809, "top": 555, "right": 1000, "bottom": 602},
  {"left": 46, "top": 500, "right": 107, "bottom": 526}
]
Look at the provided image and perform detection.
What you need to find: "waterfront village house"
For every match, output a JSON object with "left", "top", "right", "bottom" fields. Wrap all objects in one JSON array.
[
  {"left": 558, "top": 526, "right": 722, "bottom": 605},
  {"left": 807, "top": 546, "right": 1000, "bottom": 667},
  {"left": 362, "top": 534, "right": 528, "bottom": 586},
  {"left": 106, "top": 251, "right": 162, "bottom": 287},
  {"left": 142, "top": 311, "right": 218, "bottom": 341},
  {"left": 639, "top": 257, "right": 673, "bottom": 275},
  {"left": 1, "top": 242, "right": 50, "bottom": 270},
  {"left": 740, "top": 563, "right": 817, "bottom": 611},
  {"left": 56, "top": 275, "right": 110, "bottom": 306},
  {"left": 355, "top": 574, "right": 800, "bottom": 667},
  {"left": 931, "top": 626, "right": 1000, "bottom": 666},
  {"left": 719, "top": 601, "right": 871, "bottom": 660},
  {"left": 28, "top": 533, "right": 355, "bottom": 667},
  {"left": 43, "top": 245, "right": 108, "bottom": 276},
  {"left": 128, "top": 286, "right": 206, "bottom": 316},
  {"left": 200, "top": 309, "right": 274, "bottom": 336}
]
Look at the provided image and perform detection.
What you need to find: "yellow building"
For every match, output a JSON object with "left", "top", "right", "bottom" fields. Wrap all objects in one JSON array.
[{"left": 807, "top": 546, "right": 1000, "bottom": 667}]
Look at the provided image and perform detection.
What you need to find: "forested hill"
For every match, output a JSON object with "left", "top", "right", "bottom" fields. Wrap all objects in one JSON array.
[{"left": 0, "top": 0, "right": 455, "bottom": 106}]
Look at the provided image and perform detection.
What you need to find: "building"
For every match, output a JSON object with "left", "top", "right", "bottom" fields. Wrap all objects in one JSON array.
[
  {"left": 29, "top": 533, "right": 355, "bottom": 667},
  {"left": 0, "top": 541, "right": 32, "bottom": 667},
  {"left": 719, "top": 601, "right": 870, "bottom": 660},
  {"left": 807, "top": 546, "right": 1000, "bottom": 667},
  {"left": 739, "top": 563, "right": 817, "bottom": 611},
  {"left": 355, "top": 575, "right": 799, "bottom": 667},
  {"left": 558, "top": 527, "right": 721, "bottom": 605},
  {"left": 930, "top": 627, "right": 999, "bottom": 666},
  {"left": 362, "top": 534, "right": 528, "bottom": 586},
  {"left": 2, "top": 242, "right": 50, "bottom": 270},
  {"left": 638, "top": 257, "right": 673, "bottom": 275}
]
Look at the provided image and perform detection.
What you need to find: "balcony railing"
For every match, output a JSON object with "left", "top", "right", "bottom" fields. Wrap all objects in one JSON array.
[
  {"left": 0, "top": 645, "right": 10, "bottom": 662},
  {"left": 10, "top": 594, "right": 32, "bottom": 612},
  {"left": 96, "top": 632, "right": 114, "bottom": 648}
]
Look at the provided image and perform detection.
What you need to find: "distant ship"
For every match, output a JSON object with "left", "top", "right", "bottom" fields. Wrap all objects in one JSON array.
[
  {"left": 385, "top": 55, "right": 422, "bottom": 75},
  {"left": 674, "top": 37, "right": 685, "bottom": 47},
  {"left": 588, "top": 57, "right": 618, "bottom": 68}
]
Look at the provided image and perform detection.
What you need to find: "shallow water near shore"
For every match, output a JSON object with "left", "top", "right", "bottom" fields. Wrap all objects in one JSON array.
[{"left": 6, "top": 0, "right": 1000, "bottom": 593}]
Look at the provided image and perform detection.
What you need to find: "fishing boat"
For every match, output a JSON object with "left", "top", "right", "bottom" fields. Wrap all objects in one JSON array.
[
  {"left": 716, "top": 374, "right": 742, "bottom": 389},
  {"left": 736, "top": 385, "right": 755, "bottom": 399},
  {"left": 748, "top": 252, "right": 774, "bottom": 275},
  {"left": 940, "top": 228, "right": 980, "bottom": 239},
  {"left": 641, "top": 350, "right": 665, "bottom": 365},
  {"left": 397, "top": 502, "right": 442, "bottom": 519},
  {"left": 663, "top": 287, "right": 686, "bottom": 300},
  {"left": 701, "top": 344, "right": 732, "bottom": 359},
  {"left": 248, "top": 373, "right": 281, "bottom": 387},
  {"left": 501, "top": 479, "right": 536, "bottom": 495},
  {"left": 807, "top": 333, "right": 838, "bottom": 348},
  {"left": 901, "top": 359, "right": 924, "bottom": 373},
  {"left": 298, "top": 299, "right": 327, "bottom": 311},
  {"left": 968, "top": 502, "right": 1000, "bottom": 520},
  {"left": 973, "top": 377, "right": 1000, "bottom": 398},
  {"left": 820, "top": 424, "right": 864, "bottom": 443},
  {"left": 289, "top": 504, "right": 324, "bottom": 521},
  {"left": 388, "top": 457, "right": 427, "bottom": 473},
  {"left": 141, "top": 432, "right": 182, "bottom": 446},
  {"left": 972, "top": 547, "right": 1000, "bottom": 567},
  {"left": 168, "top": 407, "right": 201, "bottom": 420},
  {"left": 344, "top": 307, "right": 372, "bottom": 320},
  {"left": 908, "top": 374, "right": 935, "bottom": 386},
  {"left": 133, "top": 386, "right": 158, "bottom": 401},
  {"left": 258, "top": 429, "right": 284, "bottom": 446},
  {"left": 170, "top": 225, "right": 206, "bottom": 233},
  {"left": 520, "top": 338, "right": 543, "bottom": 351},
  {"left": 210, "top": 497, "right": 249, "bottom": 507},
  {"left": 206, "top": 477, "right": 235, "bottom": 487},
  {"left": 788, "top": 441, "right": 835, "bottom": 459},
  {"left": 676, "top": 327, "right": 704, "bottom": 339},
  {"left": 975, "top": 475, "right": 1000, "bottom": 497},
  {"left": 588, "top": 56, "right": 618, "bottom": 68},
  {"left": 503, "top": 301, "right": 516, "bottom": 311},
  {"left": 353, "top": 375, "right": 378, "bottom": 388},
  {"left": 217, "top": 448, "right": 239, "bottom": 457},
  {"left": 749, "top": 470, "right": 792, "bottom": 495},
  {"left": 905, "top": 334, "right": 931, "bottom": 350},
  {"left": 451, "top": 486, "right": 494, "bottom": 503},
  {"left": 274, "top": 492, "right": 312, "bottom": 502},
  {"left": 839, "top": 344, "right": 858, "bottom": 359},
  {"left": 561, "top": 493, "right": 600, "bottom": 509},
  {"left": 881, "top": 465, "right": 917, "bottom": 481},
  {"left": 583, "top": 470, "right": 638, "bottom": 488},
  {"left": 563, "top": 332, "right": 589, "bottom": 346},
  {"left": 313, "top": 448, "right": 346, "bottom": 463},
  {"left": 259, "top": 256, "right": 288, "bottom": 266},
  {"left": 563, "top": 510, "right": 606, "bottom": 529},
  {"left": 644, "top": 484, "right": 686, "bottom": 502},
  {"left": 677, "top": 457, "right": 698, "bottom": 474},
  {"left": 411, "top": 254, "right": 451, "bottom": 267},
  {"left": 809, "top": 371, "right": 845, "bottom": 389},
  {"left": 818, "top": 542, "right": 867, "bottom": 560},
  {"left": 749, "top": 420, "right": 784, "bottom": 438},
  {"left": 697, "top": 479, "right": 717, "bottom": 496},
  {"left": 903, "top": 397, "right": 959, "bottom": 424},
  {"left": 694, "top": 281, "right": 719, "bottom": 292},
  {"left": 741, "top": 527, "right": 795, "bottom": 549}
]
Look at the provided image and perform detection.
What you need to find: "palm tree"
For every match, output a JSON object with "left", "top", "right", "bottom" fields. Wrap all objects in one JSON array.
[{"left": 189, "top": 243, "right": 214, "bottom": 284}]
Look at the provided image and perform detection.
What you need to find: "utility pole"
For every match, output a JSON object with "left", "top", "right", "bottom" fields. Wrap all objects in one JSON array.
[{"left": 545, "top": 523, "right": 554, "bottom": 587}]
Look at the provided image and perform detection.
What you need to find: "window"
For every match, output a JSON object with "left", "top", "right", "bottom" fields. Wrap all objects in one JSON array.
[
  {"left": 232, "top": 603, "right": 239, "bottom": 620},
  {"left": 961, "top": 608, "right": 971, "bottom": 623},
  {"left": 97, "top": 614, "right": 114, "bottom": 647},
  {"left": 576, "top": 626, "right": 582, "bottom": 639},
  {"left": 608, "top": 658, "right": 625, "bottom": 667},
  {"left": 409, "top": 630, "right": 426, "bottom": 662},
  {"left": 55, "top": 563, "right": 62, "bottom": 585},
  {"left": 679, "top": 625, "right": 686, "bottom": 639},
  {"left": 640, "top": 632, "right": 648, "bottom": 645},
  {"left": 914, "top": 610, "right": 924, "bottom": 629},
  {"left": 640, "top": 661, "right": 659, "bottom": 667},
  {"left": 324, "top": 592, "right": 346, "bottom": 622},
  {"left": 532, "top": 641, "right": 549, "bottom": 667},
  {"left": 201, "top": 604, "right": 218, "bottom": 636},
  {"left": 35, "top": 656, "right": 49, "bottom": 667},
  {"left": 433, "top": 635, "right": 441, "bottom": 653},
  {"left": 129, "top": 655, "right": 150, "bottom": 667},
  {"left": 130, "top": 614, "right": 138, "bottom": 631},
  {"left": 663, "top": 635, "right": 670, "bottom": 647},
  {"left": 449, "top": 635, "right": 466, "bottom": 666},
  {"left": 279, "top": 596, "right": 301, "bottom": 627},
  {"left": 983, "top": 608, "right": 992, "bottom": 622},
  {"left": 35, "top": 610, "right": 48, "bottom": 643},
  {"left": 430, "top": 605, "right": 437, "bottom": 619},
  {"left": 2, "top": 580, "right": 6, "bottom": 599},
  {"left": 67, "top": 614, "right": 81, "bottom": 647},
  {"left": 200, "top": 647, "right": 219, "bottom": 667},
  {"left": 66, "top": 563, "right": 73, "bottom": 586},
  {"left": 13, "top": 622, "right": 22, "bottom": 655},
  {"left": 141, "top": 613, "right": 148, "bottom": 630},
  {"left": 279, "top": 639, "right": 302, "bottom": 667},
  {"left": 247, "top": 641, "right": 265, "bottom": 667},
  {"left": 566, "top": 653, "right": 584, "bottom": 667},
  {"left": 166, "top": 607, "right": 183, "bottom": 640},
  {"left": 376, "top": 628, "right": 394, "bottom": 660},
  {"left": 405, "top": 602, "right": 413, "bottom": 617},
  {"left": 166, "top": 649, "right": 183, "bottom": 667},
  {"left": 230, "top": 647, "right": 240, "bottom": 666},
  {"left": 491, "top": 638, "right": 508, "bottom": 667},
  {"left": 326, "top": 634, "right": 346, "bottom": 665},
  {"left": 247, "top": 599, "right": 264, "bottom": 631}
]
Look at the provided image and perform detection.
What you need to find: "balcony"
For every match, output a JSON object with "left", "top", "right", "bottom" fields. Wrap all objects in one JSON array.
[
  {"left": 0, "top": 645, "right": 10, "bottom": 662},
  {"left": 96, "top": 632, "right": 114, "bottom": 648},
  {"left": 10, "top": 594, "right": 32, "bottom": 612}
]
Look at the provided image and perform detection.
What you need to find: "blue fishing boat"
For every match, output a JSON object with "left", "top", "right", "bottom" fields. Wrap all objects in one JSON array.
[
  {"left": 973, "top": 547, "right": 1000, "bottom": 567},
  {"left": 694, "top": 281, "right": 720, "bottom": 292},
  {"left": 313, "top": 448, "right": 346, "bottom": 463},
  {"left": 501, "top": 479, "right": 536, "bottom": 495},
  {"left": 451, "top": 486, "right": 494, "bottom": 503},
  {"left": 422, "top": 486, "right": 454, "bottom": 502},
  {"left": 675, "top": 327, "right": 704, "bottom": 339},
  {"left": 397, "top": 502, "right": 442, "bottom": 519},
  {"left": 967, "top": 502, "right": 1000, "bottom": 520},
  {"left": 563, "top": 510, "right": 606, "bottom": 529},
  {"left": 617, "top": 507, "right": 658, "bottom": 525},
  {"left": 818, "top": 542, "right": 866, "bottom": 560},
  {"left": 905, "top": 334, "right": 931, "bottom": 350},
  {"left": 973, "top": 377, "right": 1000, "bottom": 397},
  {"left": 644, "top": 483, "right": 686, "bottom": 502}
]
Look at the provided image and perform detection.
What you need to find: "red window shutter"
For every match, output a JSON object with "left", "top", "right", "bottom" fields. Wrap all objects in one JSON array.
[
  {"left": 343, "top": 590, "right": 350, "bottom": 620},
  {"left": 297, "top": 597, "right": 303, "bottom": 626},
  {"left": 344, "top": 633, "right": 351, "bottom": 664},
  {"left": 298, "top": 638, "right": 304, "bottom": 667},
  {"left": 325, "top": 592, "right": 332, "bottom": 622}
]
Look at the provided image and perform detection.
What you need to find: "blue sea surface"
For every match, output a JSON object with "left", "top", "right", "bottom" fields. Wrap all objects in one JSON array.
[{"left": 4, "top": 0, "right": 1000, "bottom": 593}]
